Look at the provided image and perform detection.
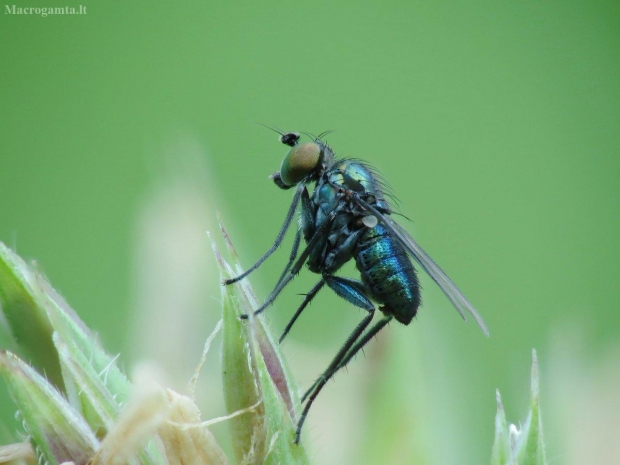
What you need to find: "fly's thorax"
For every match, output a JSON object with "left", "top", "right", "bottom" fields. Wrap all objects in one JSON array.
[
  {"left": 314, "top": 178, "right": 340, "bottom": 218},
  {"left": 329, "top": 160, "right": 391, "bottom": 213},
  {"left": 278, "top": 140, "right": 335, "bottom": 187},
  {"left": 329, "top": 160, "right": 373, "bottom": 192}
]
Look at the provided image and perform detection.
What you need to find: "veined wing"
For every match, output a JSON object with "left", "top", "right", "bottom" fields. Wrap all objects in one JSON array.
[{"left": 353, "top": 196, "right": 489, "bottom": 336}]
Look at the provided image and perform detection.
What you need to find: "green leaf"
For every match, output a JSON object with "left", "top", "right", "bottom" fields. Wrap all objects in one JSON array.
[
  {"left": 249, "top": 317, "right": 309, "bottom": 465},
  {"left": 491, "top": 349, "right": 547, "bottom": 465},
  {"left": 0, "top": 351, "right": 98, "bottom": 465},
  {"left": 490, "top": 390, "right": 512, "bottom": 465},
  {"left": 46, "top": 289, "right": 167, "bottom": 465},
  {"left": 219, "top": 255, "right": 266, "bottom": 464},
  {"left": 54, "top": 334, "right": 120, "bottom": 435},
  {"left": 0, "top": 243, "right": 63, "bottom": 388},
  {"left": 0, "top": 243, "right": 167, "bottom": 465},
  {"left": 513, "top": 350, "right": 547, "bottom": 465},
  {"left": 37, "top": 275, "right": 133, "bottom": 407},
  {"left": 212, "top": 224, "right": 309, "bottom": 465}
]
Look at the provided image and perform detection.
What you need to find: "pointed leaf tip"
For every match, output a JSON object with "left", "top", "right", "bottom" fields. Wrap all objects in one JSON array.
[
  {"left": 530, "top": 349, "right": 539, "bottom": 397},
  {"left": 495, "top": 389, "right": 504, "bottom": 410},
  {"left": 0, "top": 243, "right": 63, "bottom": 388},
  {"left": 490, "top": 351, "right": 547, "bottom": 465},
  {"left": 216, "top": 222, "right": 308, "bottom": 464},
  {"left": 491, "top": 389, "right": 510, "bottom": 465}
]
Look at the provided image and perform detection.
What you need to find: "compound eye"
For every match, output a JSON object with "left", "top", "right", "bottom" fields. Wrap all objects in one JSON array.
[{"left": 279, "top": 142, "right": 322, "bottom": 187}]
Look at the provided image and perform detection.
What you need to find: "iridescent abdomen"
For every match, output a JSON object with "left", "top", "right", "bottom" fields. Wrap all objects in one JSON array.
[{"left": 354, "top": 224, "right": 420, "bottom": 325}]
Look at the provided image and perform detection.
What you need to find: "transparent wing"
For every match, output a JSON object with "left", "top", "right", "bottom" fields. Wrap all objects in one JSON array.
[{"left": 354, "top": 196, "right": 489, "bottom": 336}]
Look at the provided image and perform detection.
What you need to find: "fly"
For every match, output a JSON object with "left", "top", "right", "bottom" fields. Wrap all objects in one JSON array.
[{"left": 224, "top": 130, "right": 489, "bottom": 444}]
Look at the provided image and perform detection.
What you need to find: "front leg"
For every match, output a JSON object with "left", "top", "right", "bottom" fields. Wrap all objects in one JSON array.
[
  {"left": 241, "top": 207, "right": 342, "bottom": 318},
  {"left": 224, "top": 183, "right": 305, "bottom": 285}
]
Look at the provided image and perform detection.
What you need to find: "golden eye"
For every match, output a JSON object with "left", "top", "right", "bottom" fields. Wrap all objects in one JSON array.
[{"left": 279, "top": 142, "right": 322, "bottom": 187}]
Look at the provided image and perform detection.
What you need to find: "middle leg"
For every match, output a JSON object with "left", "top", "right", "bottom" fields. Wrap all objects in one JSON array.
[
  {"left": 279, "top": 274, "right": 374, "bottom": 343},
  {"left": 279, "top": 278, "right": 326, "bottom": 344}
]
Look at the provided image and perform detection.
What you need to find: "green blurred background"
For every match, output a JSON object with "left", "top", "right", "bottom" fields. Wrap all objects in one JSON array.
[{"left": 1, "top": 1, "right": 619, "bottom": 463}]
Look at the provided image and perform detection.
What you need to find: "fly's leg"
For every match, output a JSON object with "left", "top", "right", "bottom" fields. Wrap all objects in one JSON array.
[
  {"left": 323, "top": 276, "right": 375, "bottom": 312},
  {"left": 298, "top": 275, "right": 374, "bottom": 400},
  {"left": 240, "top": 208, "right": 340, "bottom": 319},
  {"left": 332, "top": 315, "right": 393, "bottom": 374},
  {"left": 273, "top": 228, "right": 302, "bottom": 290},
  {"left": 280, "top": 209, "right": 364, "bottom": 340},
  {"left": 299, "top": 315, "right": 392, "bottom": 406},
  {"left": 279, "top": 278, "right": 326, "bottom": 344},
  {"left": 274, "top": 182, "right": 315, "bottom": 288},
  {"left": 296, "top": 315, "right": 393, "bottom": 444},
  {"left": 224, "top": 183, "right": 305, "bottom": 285},
  {"left": 295, "top": 307, "right": 375, "bottom": 444}
]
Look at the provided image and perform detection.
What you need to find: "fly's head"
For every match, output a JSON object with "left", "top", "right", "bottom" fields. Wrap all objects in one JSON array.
[{"left": 270, "top": 133, "right": 335, "bottom": 190}]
